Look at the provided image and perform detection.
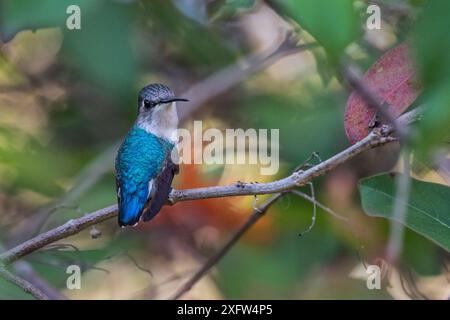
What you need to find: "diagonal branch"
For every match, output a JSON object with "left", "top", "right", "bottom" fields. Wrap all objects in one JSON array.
[
  {"left": 0, "top": 267, "right": 50, "bottom": 300},
  {"left": 385, "top": 148, "right": 412, "bottom": 263}
]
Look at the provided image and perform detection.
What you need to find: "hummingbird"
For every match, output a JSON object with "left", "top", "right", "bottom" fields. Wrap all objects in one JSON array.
[{"left": 115, "top": 83, "right": 188, "bottom": 227}]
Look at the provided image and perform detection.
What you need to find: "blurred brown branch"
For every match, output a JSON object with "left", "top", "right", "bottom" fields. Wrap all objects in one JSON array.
[
  {"left": 12, "top": 261, "right": 66, "bottom": 300},
  {"left": 0, "top": 267, "right": 50, "bottom": 300}
]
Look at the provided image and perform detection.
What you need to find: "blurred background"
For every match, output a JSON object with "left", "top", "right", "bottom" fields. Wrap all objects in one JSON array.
[{"left": 0, "top": 0, "right": 449, "bottom": 299}]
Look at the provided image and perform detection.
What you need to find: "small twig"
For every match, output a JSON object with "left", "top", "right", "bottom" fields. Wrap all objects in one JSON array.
[
  {"left": 170, "top": 193, "right": 285, "bottom": 300},
  {"left": 294, "top": 152, "right": 322, "bottom": 172},
  {"left": 0, "top": 206, "right": 117, "bottom": 265},
  {"left": 298, "top": 182, "right": 317, "bottom": 237},
  {"left": 34, "top": 205, "right": 82, "bottom": 236},
  {"left": 12, "top": 261, "right": 66, "bottom": 300},
  {"left": 289, "top": 190, "right": 347, "bottom": 221},
  {"left": 385, "top": 148, "right": 412, "bottom": 263},
  {"left": 0, "top": 267, "right": 50, "bottom": 300},
  {"left": 42, "top": 243, "right": 80, "bottom": 252},
  {"left": 122, "top": 253, "right": 153, "bottom": 278}
]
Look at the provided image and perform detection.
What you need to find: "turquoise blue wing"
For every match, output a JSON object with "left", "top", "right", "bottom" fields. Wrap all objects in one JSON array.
[{"left": 115, "top": 127, "right": 170, "bottom": 226}]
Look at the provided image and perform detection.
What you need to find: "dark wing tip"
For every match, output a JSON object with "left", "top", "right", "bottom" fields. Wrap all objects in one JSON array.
[
  {"left": 142, "top": 159, "right": 179, "bottom": 222},
  {"left": 142, "top": 193, "right": 169, "bottom": 222}
]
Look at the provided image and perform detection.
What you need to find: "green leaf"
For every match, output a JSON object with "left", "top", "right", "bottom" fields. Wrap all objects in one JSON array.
[
  {"left": 412, "top": 0, "right": 450, "bottom": 153},
  {"left": 416, "top": 83, "right": 450, "bottom": 153},
  {"left": 413, "top": 0, "right": 450, "bottom": 87},
  {"left": 61, "top": 3, "right": 137, "bottom": 94},
  {"left": 1, "top": 1, "right": 137, "bottom": 95},
  {"left": 275, "top": 0, "right": 359, "bottom": 59},
  {"left": 1, "top": 0, "right": 98, "bottom": 42},
  {"left": 359, "top": 174, "right": 450, "bottom": 252}
]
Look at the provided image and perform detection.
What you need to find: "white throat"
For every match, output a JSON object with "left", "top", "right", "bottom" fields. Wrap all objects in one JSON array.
[{"left": 136, "top": 102, "right": 179, "bottom": 143}]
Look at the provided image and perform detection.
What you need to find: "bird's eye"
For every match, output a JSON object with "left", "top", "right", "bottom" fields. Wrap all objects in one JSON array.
[{"left": 144, "top": 100, "right": 155, "bottom": 109}]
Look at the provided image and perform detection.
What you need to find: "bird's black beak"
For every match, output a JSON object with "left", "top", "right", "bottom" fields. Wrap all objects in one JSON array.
[{"left": 162, "top": 98, "right": 189, "bottom": 104}]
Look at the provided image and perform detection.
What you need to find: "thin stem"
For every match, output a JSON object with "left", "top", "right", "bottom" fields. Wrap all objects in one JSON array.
[
  {"left": 289, "top": 189, "right": 347, "bottom": 221},
  {"left": 386, "top": 148, "right": 412, "bottom": 263}
]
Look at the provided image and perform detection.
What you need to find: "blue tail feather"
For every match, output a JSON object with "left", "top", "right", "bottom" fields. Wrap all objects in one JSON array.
[
  {"left": 119, "top": 195, "right": 145, "bottom": 226},
  {"left": 118, "top": 185, "right": 148, "bottom": 226}
]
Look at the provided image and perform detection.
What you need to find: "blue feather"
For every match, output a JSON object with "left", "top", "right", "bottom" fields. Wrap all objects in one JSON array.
[
  {"left": 115, "top": 126, "right": 174, "bottom": 226},
  {"left": 118, "top": 183, "right": 148, "bottom": 226}
]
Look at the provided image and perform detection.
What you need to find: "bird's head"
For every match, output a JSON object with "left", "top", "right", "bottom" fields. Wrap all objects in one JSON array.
[{"left": 136, "top": 83, "right": 188, "bottom": 136}]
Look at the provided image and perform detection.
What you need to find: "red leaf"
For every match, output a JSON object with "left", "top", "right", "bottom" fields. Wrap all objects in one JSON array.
[{"left": 344, "top": 42, "right": 421, "bottom": 144}]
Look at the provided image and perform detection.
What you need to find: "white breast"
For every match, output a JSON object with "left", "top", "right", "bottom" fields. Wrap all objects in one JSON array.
[{"left": 137, "top": 102, "right": 179, "bottom": 144}]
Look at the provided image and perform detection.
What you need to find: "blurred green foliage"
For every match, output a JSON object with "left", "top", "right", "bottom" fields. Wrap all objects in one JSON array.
[
  {"left": 275, "top": 0, "right": 360, "bottom": 59},
  {"left": 413, "top": 0, "right": 450, "bottom": 153}
]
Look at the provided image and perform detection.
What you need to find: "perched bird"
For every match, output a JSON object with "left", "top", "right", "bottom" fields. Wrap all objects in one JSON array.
[{"left": 115, "top": 84, "right": 188, "bottom": 227}]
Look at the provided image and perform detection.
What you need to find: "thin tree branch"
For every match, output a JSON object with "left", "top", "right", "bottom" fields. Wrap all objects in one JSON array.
[
  {"left": 0, "top": 267, "right": 50, "bottom": 300},
  {"left": 168, "top": 132, "right": 394, "bottom": 203},
  {"left": 12, "top": 261, "right": 66, "bottom": 300},
  {"left": 386, "top": 148, "right": 412, "bottom": 263},
  {"left": 170, "top": 193, "right": 285, "bottom": 300},
  {"left": 0, "top": 205, "right": 118, "bottom": 265},
  {"left": 0, "top": 109, "right": 420, "bottom": 267}
]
